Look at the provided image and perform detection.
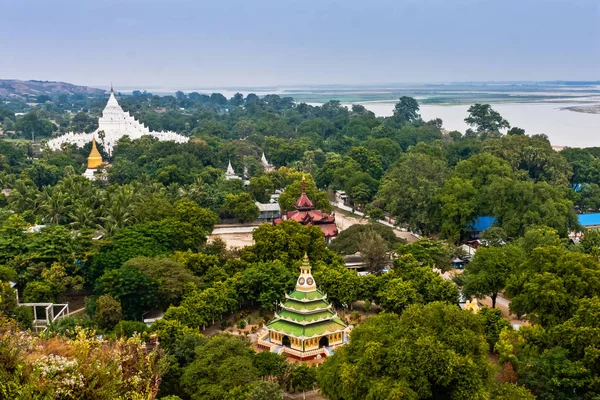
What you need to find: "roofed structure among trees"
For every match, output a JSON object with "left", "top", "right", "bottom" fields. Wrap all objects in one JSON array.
[
  {"left": 273, "top": 178, "right": 338, "bottom": 243},
  {"left": 260, "top": 254, "right": 349, "bottom": 360}
]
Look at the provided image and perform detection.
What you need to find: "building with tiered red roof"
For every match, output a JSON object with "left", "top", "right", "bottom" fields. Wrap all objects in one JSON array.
[{"left": 273, "top": 179, "right": 338, "bottom": 243}]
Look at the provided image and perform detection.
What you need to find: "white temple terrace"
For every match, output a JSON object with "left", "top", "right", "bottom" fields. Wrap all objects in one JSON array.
[{"left": 46, "top": 86, "right": 188, "bottom": 156}]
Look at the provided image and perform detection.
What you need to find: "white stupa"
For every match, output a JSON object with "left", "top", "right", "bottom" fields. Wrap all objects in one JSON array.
[
  {"left": 261, "top": 152, "right": 275, "bottom": 172},
  {"left": 225, "top": 160, "right": 241, "bottom": 180},
  {"left": 46, "top": 86, "right": 188, "bottom": 156}
]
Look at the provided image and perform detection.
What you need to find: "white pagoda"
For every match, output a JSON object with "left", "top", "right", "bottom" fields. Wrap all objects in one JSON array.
[
  {"left": 225, "top": 160, "right": 241, "bottom": 180},
  {"left": 261, "top": 152, "right": 275, "bottom": 172},
  {"left": 46, "top": 86, "right": 188, "bottom": 156}
]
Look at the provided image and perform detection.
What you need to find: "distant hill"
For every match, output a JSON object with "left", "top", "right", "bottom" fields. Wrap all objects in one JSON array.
[{"left": 0, "top": 79, "right": 105, "bottom": 98}]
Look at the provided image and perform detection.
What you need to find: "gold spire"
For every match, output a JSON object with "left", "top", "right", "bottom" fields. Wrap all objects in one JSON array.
[{"left": 87, "top": 137, "right": 103, "bottom": 169}]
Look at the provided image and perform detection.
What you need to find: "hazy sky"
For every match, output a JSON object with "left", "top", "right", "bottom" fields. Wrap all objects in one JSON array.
[{"left": 0, "top": 0, "right": 598, "bottom": 88}]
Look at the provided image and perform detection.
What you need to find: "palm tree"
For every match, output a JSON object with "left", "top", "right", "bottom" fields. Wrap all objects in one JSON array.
[
  {"left": 69, "top": 201, "right": 100, "bottom": 230},
  {"left": 38, "top": 186, "right": 68, "bottom": 224},
  {"left": 9, "top": 180, "right": 39, "bottom": 214}
]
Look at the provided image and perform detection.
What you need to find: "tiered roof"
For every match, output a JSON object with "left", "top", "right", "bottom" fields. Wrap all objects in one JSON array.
[
  {"left": 273, "top": 178, "right": 338, "bottom": 238},
  {"left": 266, "top": 254, "right": 347, "bottom": 339}
]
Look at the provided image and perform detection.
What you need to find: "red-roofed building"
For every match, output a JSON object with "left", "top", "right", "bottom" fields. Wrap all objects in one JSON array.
[{"left": 273, "top": 179, "right": 338, "bottom": 243}]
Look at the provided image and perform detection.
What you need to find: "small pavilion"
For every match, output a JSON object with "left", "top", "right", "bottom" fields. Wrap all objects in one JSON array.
[
  {"left": 273, "top": 178, "right": 338, "bottom": 243},
  {"left": 262, "top": 254, "right": 349, "bottom": 360}
]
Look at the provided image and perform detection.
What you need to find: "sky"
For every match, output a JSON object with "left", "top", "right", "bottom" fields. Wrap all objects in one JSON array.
[{"left": 0, "top": 0, "right": 598, "bottom": 89}]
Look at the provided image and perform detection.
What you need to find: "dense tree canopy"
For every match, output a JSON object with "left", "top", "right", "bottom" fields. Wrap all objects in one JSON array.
[{"left": 318, "top": 303, "right": 492, "bottom": 400}]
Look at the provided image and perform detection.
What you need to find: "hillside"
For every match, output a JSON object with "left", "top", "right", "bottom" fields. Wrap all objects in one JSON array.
[{"left": 0, "top": 79, "right": 105, "bottom": 98}]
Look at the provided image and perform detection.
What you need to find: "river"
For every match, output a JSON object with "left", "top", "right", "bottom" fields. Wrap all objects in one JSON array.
[{"left": 348, "top": 101, "right": 600, "bottom": 148}]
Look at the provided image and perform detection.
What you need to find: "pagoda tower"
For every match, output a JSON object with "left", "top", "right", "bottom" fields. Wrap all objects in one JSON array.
[
  {"left": 264, "top": 254, "right": 348, "bottom": 360},
  {"left": 83, "top": 137, "right": 105, "bottom": 181},
  {"left": 261, "top": 152, "right": 275, "bottom": 172},
  {"left": 225, "top": 159, "right": 241, "bottom": 180}
]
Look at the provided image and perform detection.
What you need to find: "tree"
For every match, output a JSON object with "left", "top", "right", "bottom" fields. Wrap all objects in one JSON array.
[
  {"left": 357, "top": 231, "right": 389, "bottom": 274},
  {"left": 245, "top": 221, "right": 330, "bottom": 265},
  {"left": 223, "top": 192, "right": 259, "bottom": 223},
  {"left": 23, "top": 281, "right": 55, "bottom": 302},
  {"left": 97, "top": 264, "right": 159, "bottom": 320},
  {"left": 464, "top": 103, "right": 510, "bottom": 132},
  {"left": 347, "top": 146, "right": 383, "bottom": 179},
  {"left": 124, "top": 257, "right": 198, "bottom": 309},
  {"left": 438, "top": 177, "right": 478, "bottom": 243},
  {"left": 483, "top": 135, "right": 572, "bottom": 185},
  {"left": 247, "top": 381, "right": 284, "bottom": 400},
  {"left": 181, "top": 335, "right": 259, "bottom": 400},
  {"left": 393, "top": 96, "right": 420, "bottom": 123},
  {"left": 287, "top": 364, "right": 317, "bottom": 399},
  {"left": 478, "top": 306, "right": 512, "bottom": 350},
  {"left": 376, "top": 278, "right": 421, "bottom": 313},
  {"left": 328, "top": 223, "right": 404, "bottom": 255},
  {"left": 378, "top": 153, "right": 448, "bottom": 234},
  {"left": 462, "top": 245, "right": 523, "bottom": 308},
  {"left": 236, "top": 261, "right": 295, "bottom": 309},
  {"left": 506, "top": 246, "right": 600, "bottom": 326},
  {"left": 396, "top": 239, "right": 453, "bottom": 272},
  {"left": 248, "top": 175, "right": 275, "bottom": 203},
  {"left": 507, "top": 127, "right": 525, "bottom": 136},
  {"left": 317, "top": 303, "right": 492, "bottom": 400},
  {"left": 95, "top": 294, "right": 122, "bottom": 330},
  {"left": 483, "top": 178, "right": 579, "bottom": 238}
]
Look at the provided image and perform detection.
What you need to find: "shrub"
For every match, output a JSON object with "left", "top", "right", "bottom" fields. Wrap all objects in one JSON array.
[
  {"left": 95, "top": 294, "right": 122, "bottom": 331},
  {"left": 112, "top": 320, "right": 149, "bottom": 338}
]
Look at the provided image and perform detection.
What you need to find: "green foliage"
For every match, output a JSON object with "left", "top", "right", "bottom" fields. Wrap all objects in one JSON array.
[
  {"left": 223, "top": 192, "right": 260, "bottom": 222},
  {"left": 244, "top": 220, "right": 331, "bottom": 265},
  {"left": 124, "top": 257, "right": 198, "bottom": 309},
  {"left": 95, "top": 294, "right": 123, "bottom": 331},
  {"left": 112, "top": 320, "right": 149, "bottom": 338},
  {"left": 461, "top": 245, "right": 524, "bottom": 308},
  {"left": 328, "top": 223, "right": 404, "bottom": 255},
  {"left": 478, "top": 306, "right": 512, "bottom": 350},
  {"left": 396, "top": 239, "right": 453, "bottom": 271},
  {"left": 506, "top": 246, "right": 600, "bottom": 327},
  {"left": 489, "top": 382, "right": 535, "bottom": 400},
  {"left": 97, "top": 264, "right": 159, "bottom": 320},
  {"left": 181, "top": 335, "right": 258, "bottom": 399},
  {"left": 378, "top": 153, "right": 448, "bottom": 234},
  {"left": 317, "top": 303, "right": 492, "bottom": 400},
  {"left": 393, "top": 96, "right": 420, "bottom": 123},
  {"left": 464, "top": 103, "right": 510, "bottom": 132}
]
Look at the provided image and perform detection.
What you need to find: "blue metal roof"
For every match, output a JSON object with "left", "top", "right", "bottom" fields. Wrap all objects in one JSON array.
[
  {"left": 471, "top": 216, "right": 496, "bottom": 232},
  {"left": 471, "top": 213, "right": 600, "bottom": 230},
  {"left": 578, "top": 213, "right": 600, "bottom": 226}
]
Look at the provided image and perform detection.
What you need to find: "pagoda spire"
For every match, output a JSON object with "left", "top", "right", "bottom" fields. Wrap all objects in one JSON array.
[
  {"left": 87, "top": 135, "right": 103, "bottom": 169},
  {"left": 294, "top": 175, "right": 314, "bottom": 211}
]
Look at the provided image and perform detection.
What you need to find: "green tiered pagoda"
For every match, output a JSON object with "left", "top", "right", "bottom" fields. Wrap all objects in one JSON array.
[{"left": 265, "top": 254, "right": 348, "bottom": 360}]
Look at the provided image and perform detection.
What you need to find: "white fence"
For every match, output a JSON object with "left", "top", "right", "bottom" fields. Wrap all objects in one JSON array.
[{"left": 19, "top": 303, "right": 70, "bottom": 332}]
